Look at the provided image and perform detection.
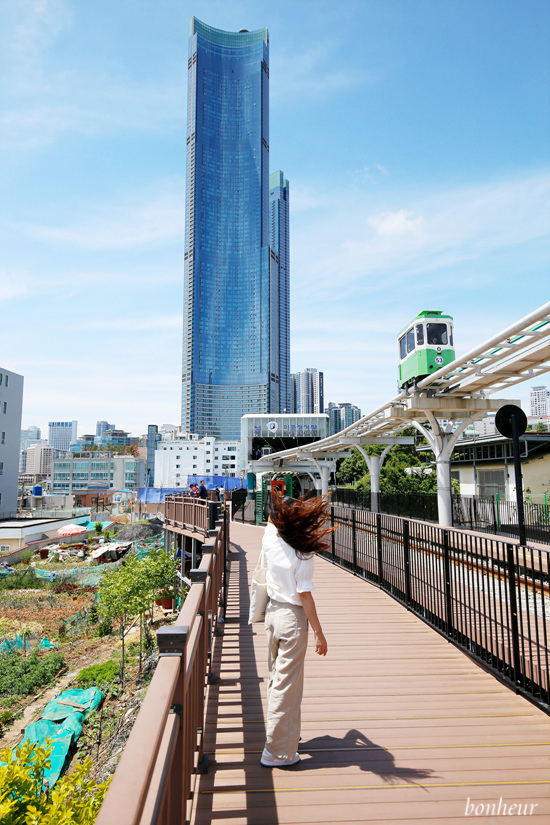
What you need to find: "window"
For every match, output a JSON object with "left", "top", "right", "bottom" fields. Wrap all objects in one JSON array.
[
  {"left": 426, "top": 323, "right": 448, "bottom": 346},
  {"left": 0, "top": 544, "right": 10, "bottom": 552},
  {"left": 406, "top": 328, "right": 415, "bottom": 354},
  {"left": 416, "top": 325, "right": 424, "bottom": 346},
  {"left": 477, "top": 469, "right": 506, "bottom": 499},
  {"left": 2, "top": 402, "right": 6, "bottom": 414},
  {"left": 0, "top": 462, "right": 3, "bottom": 474},
  {"left": 1, "top": 432, "right": 5, "bottom": 444},
  {"left": 399, "top": 336, "right": 406, "bottom": 360},
  {"left": 4, "top": 375, "right": 8, "bottom": 387}
]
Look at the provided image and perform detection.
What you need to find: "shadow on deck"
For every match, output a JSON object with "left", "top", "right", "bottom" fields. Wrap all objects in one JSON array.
[{"left": 189, "top": 522, "right": 550, "bottom": 825}]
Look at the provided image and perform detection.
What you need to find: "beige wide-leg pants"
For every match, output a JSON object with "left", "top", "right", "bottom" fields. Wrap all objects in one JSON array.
[{"left": 264, "top": 599, "right": 308, "bottom": 760}]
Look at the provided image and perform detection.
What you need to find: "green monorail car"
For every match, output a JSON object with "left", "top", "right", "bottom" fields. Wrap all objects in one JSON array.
[{"left": 398, "top": 310, "right": 455, "bottom": 390}]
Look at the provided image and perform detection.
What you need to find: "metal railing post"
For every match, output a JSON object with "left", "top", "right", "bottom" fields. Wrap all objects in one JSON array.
[
  {"left": 443, "top": 529, "right": 453, "bottom": 638},
  {"left": 330, "top": 506, "right": 335, "bottom": 560},
  {"left": 403, "top": 520, "right": 411, "bottom": 605},
  {"left": 506, "top": 544, "right": 523, "bottom": 687},
  {"left": 376, "top": 513, "right": 383, "bottom": 586},
  {"left": 352, "top": 509, "right": 357, "bottom": 573}
]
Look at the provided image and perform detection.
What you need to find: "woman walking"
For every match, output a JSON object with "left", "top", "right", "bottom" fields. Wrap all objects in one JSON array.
[{"left": 261, "top": 493, "right": 333, "bottom": 768}]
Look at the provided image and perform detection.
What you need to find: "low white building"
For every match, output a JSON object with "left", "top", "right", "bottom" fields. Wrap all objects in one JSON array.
[
  {"left": 0, "top": 367, "right": 24, "bottom": 519},
  {"left": 154, "top": 432, "right": 240, "bottom": 488}
]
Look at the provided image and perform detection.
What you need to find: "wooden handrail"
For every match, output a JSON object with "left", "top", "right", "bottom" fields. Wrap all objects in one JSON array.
[
  {"left": 95, "top": 511, "right": 228, "bottom": 825},
  {"left": 164, "top": 495, "right": 211, "bottom": 537}
]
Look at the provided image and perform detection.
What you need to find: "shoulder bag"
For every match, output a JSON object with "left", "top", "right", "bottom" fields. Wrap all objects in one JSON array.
[{"left": 249, "top": 545, "right": 269, "bottom": 624}]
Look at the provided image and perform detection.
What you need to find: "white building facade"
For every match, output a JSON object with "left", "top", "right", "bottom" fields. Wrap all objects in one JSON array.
[
  {"left": 26, "top": 444, "right": 54, "bottom": 477},
  {"left": 154, "top": 433, "right": 241, "bottom": 489},
  {"left": 530, "top": 386, "right": 549, "bottom": 418},
  {"left": 0, "top": 368, "right": 24, "bottom": 519},
  {"left": 52, "top": 454, "right": 145, "bottom": 493}
]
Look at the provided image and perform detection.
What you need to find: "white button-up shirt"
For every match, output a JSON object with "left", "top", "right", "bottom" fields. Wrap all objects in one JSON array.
[{"left": 262, "top": 521, "right": 315, "bottom": 606}]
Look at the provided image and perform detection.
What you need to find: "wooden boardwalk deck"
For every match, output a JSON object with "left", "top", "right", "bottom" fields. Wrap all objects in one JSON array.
[{"left": 189, "top": 522, "right": 550, "bottom": 824}]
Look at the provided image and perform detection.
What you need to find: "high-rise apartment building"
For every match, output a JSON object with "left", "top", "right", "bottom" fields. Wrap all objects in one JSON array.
[
  {"left": 327, "top": 402, "right": 361, "bottom": 435},
  {"left": 48, "top": 421, "right": 77, "bottom": 452},
  {"left": 530, "top": 386, "right": 549, "bottom": 417},
  {"left": 146, "top": 425, "right": 160, "bottom": 487},
  {"left": 96, "top": 420, "right": 115, "bottom": 436},
  {"left": 291, "top": 368, "right": 324, "bottom": 414},
  {"left": 20, "top": 425, "right": 42, "bottom": 452},
  {"left": 181, "top": 18, "right": 289, "bottom": 440},
  {"left": 0, "top": 367, "right": 24, "bottom": 518}
]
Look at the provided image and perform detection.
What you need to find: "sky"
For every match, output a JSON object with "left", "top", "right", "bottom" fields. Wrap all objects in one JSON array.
[{"left": 1, "top": 0, "right": 549, "bottom": 438}]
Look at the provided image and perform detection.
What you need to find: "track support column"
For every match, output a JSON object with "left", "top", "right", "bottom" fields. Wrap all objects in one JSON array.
[
  {"left": 355, "top": 445, "right": 392, "bottom": 514},
  {"left": 411, "top": 411, "right": 486, "bottom": 528}
]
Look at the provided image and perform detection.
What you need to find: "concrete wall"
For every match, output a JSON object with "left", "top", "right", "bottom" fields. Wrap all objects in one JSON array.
[
  {"left": 456, "top": 453, "right": 550, "bottom": 499},
  {"left": 0, "top": 368, "right": 24, "bottom": 518}
]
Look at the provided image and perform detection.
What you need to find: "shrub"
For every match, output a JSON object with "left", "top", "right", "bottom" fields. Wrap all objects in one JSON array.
[
  {"left": 0, "top": 739, "right": 110, "bottom": 824},
  {"left": 0, "top": 651, "right": 65, "bottom": 698}
]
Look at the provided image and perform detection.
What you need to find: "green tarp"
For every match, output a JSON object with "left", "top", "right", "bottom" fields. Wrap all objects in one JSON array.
[
  {"left": 0, "top": 634, "right": 57, "bottom": 655},
  {"left": 19, "top": 687, "right": 103, "bottom": 787}
]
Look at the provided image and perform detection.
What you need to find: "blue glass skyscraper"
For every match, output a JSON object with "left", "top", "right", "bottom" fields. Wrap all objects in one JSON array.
[
  {"left": 182, "top": 18, "right": 289, "bottom": 439},
  {"left": 269, "top": 171, "right": 290, "bottom": 414}
]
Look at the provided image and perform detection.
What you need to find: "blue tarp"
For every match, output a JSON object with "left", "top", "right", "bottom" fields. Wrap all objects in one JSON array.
[{"left": 138, "top": 477, "right": 245, "bottom": 503}]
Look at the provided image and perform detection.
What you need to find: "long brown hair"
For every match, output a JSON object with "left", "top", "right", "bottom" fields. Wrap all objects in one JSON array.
[{"left": 269, "top": 493, "right": 336, "bottom": 558}]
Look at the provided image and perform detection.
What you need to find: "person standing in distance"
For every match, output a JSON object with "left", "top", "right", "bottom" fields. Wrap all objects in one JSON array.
[{"left": 260, "top": 493, "right": 333, "bottom": 768}]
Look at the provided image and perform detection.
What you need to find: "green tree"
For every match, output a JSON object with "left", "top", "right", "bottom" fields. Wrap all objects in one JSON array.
[
  {"left": 336, "top": 450, "right": 367, "bottom": 485},
  {"left": 98, "top": 550, "right": 178, "bottom": 686},
  {"left": 337, "top": 437, "right": 439, "bottom": 495}
]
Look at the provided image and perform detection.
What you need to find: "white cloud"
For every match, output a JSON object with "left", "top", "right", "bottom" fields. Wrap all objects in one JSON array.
[
  {"left": 366, "top": 209, "right": 425, "bottom": 238},
  {"left": 0, "top": 267, "right": 32, "bottom": 301},
  {"left": 271, "top": 42, "right": 376, "bottom": 102},
  {"left": 291, "top": 170, "right": 550, "bottom": 295},
  {"left": 0, "top": 2, "right": 185, "bottom": 151},
  {"left": 14, "top": 180, "right": 185, "bottom": 250},
  {"left": 74, "top": 315, "right": 182, "bottom": 332}
]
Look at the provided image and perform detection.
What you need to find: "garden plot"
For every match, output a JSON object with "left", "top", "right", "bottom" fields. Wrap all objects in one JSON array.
[{"left": 0, "top": 588, "right": 95, "bottom": 639}]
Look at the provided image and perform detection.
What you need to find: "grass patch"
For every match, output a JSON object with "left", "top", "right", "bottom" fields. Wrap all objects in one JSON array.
[
  {"left": 76, "top": 659, "right": 120, "bottom": 692},
  {"left": 0, "top": 567, "right": 52, "bottom": 591}
]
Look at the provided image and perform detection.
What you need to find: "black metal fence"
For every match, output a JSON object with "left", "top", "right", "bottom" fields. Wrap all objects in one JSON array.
[
  {"left": 231, "top": 487, "right": 247, "bottom": 520},
  {"left": 453, "top": 495, "right": 550, "bottom": 546},
  {"left": 332, "top": 488, "right": 439, "bottom": 522},
  {"left": 324, "top": 505, "right": 550, "bottom": 711},
  {"left": 231, "top": 487, "right": 257, "bottom": 524},
  {"left": 332, "top": 488, "right": 550, "bottom": 546}
]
